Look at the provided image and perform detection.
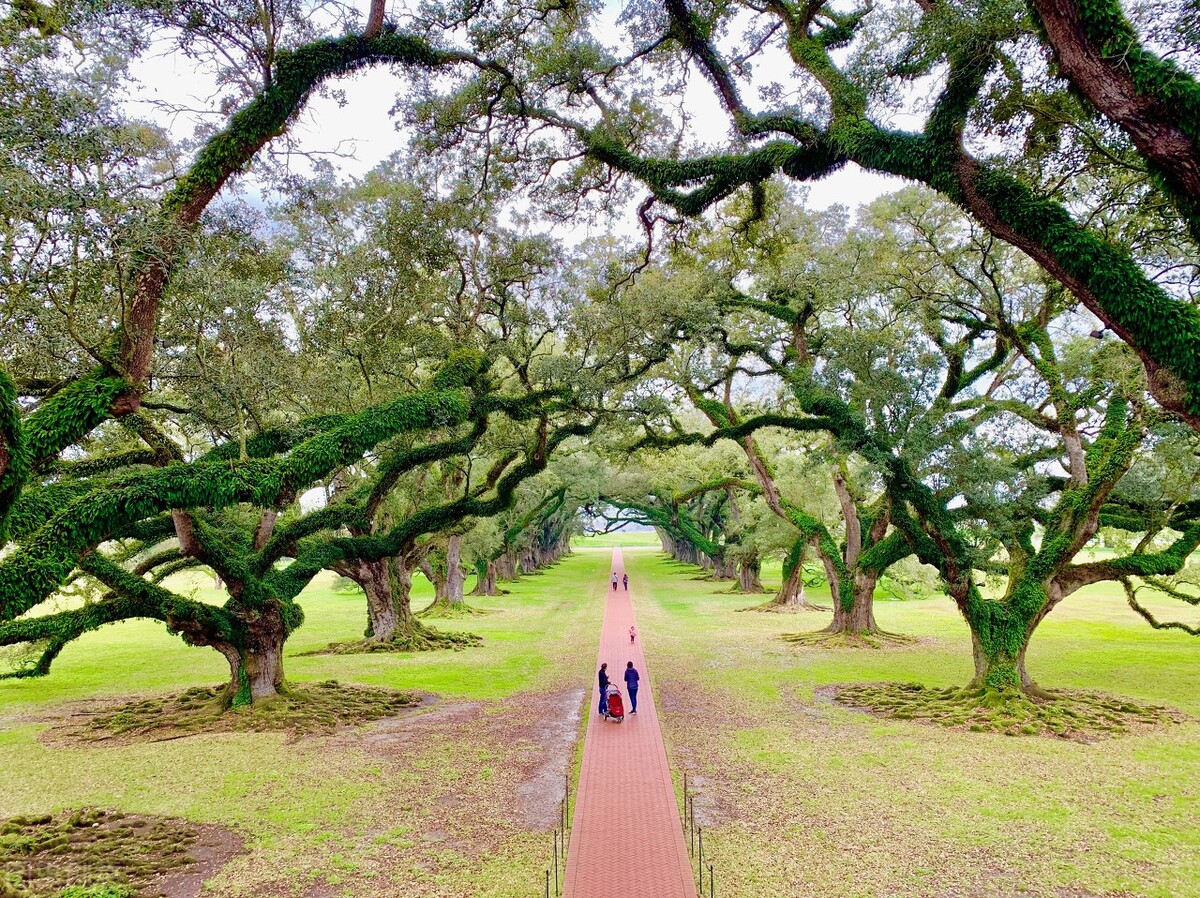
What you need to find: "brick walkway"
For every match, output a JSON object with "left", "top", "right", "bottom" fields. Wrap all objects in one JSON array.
[{"left": 564, "top": 548, "right": 697, "bottom": 898}]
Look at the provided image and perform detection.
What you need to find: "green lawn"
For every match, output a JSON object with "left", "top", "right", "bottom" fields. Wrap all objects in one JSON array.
[
  {"left": 626, "top": 549, "right": 1200, "bottom": 898},
  {"left": 1, "top": 546, "right": 1196, "bottom": 897},
  {"left": 0, "top": 552, "right": 609, "bottom": 898},
  {"left": 572, "top": 530, "right": 660, "bottom": 547}
]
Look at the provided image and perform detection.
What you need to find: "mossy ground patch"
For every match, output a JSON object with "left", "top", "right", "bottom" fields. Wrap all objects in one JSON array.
[
  {"left": 833, "top": 682, "right": 1188, "bottom": 740},
  {"left": 0, "top": 808, "right": 239, "bottom": 898},
  {"left": 51, "top": 681, "right": 422, "bottom": 744}
]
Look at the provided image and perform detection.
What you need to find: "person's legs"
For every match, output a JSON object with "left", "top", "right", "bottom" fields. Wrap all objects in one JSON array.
[{"left": 629, "top": 688, "right": 638, "bottom": 713}]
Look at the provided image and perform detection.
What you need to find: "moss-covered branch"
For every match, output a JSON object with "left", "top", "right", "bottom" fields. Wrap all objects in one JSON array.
[{"left": 0, "top": 384, "right": 476, "bottom": 622}]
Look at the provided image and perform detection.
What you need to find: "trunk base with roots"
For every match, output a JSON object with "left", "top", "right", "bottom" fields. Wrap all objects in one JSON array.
[
  {"left": 968, "top": 632, "right": 1056, "bottom": 700},
  {"left": 210, "top": 615, "right": 287, "bottom": 708},
  {"left": 728, "top": 558, "right": 765, "bottom": 593},
  {"left": 781, "top": 573, "right": 911, "bottom": 645},
  {"left": 311, "top": 616, "right": 482, "bottom": 654},
  {"left": 418, "top": 597, "right": 488, "bottom": 618},
  {"left": 470, "top": 561, "right": 503, "bottom": 596}
]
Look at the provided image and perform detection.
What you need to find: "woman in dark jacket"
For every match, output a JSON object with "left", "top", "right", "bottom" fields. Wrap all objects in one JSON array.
[
  {"left": 598, "top": 663, "right": 610, "bottom": 715},
  {"left": 624, "top": 661, "right": 640, "bottom": 714}
]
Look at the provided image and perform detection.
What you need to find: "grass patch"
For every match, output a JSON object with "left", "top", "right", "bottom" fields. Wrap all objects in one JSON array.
[
  {"left": 0, "top": 808, "right": 198, "bottom": 897},
  {"left": 625, "top": 548, "right": 1200, "bottom": 898},
  {"left": 0, "top": 552, "right": 610, "bottom": 897},
  {"left": 833, "top": 682, "right": 1187, "bottom": 740}
]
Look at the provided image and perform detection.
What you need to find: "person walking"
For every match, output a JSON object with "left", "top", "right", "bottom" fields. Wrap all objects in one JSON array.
[
  {"left": 622, "top": 573, "right": 628, "bottom": 591},
  {"left": 624, "top": 661, "right": 640, "bottom": 714},
  {"left": 629, "top": 625, "right": 636, "bottom": 644},
  {"left": 597, "top": 663, "right": 610, "bottom": 715},
  {"left": 611, "top": 572, "right": 618, "bottom": 591}
]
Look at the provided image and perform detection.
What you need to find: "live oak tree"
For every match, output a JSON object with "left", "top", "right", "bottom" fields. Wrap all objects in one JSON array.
[
  {"left": 427, "top": 0, "right": 1200, "bottom": 428},
  {"left": 605, "top": 181, "right": 1193, "bottom": 699},
  {"left": 0, "top": 0, "right": 510, "bottom": 537},
  {"left": 0, "top": 349, "right": 584, "bottom": 701}
]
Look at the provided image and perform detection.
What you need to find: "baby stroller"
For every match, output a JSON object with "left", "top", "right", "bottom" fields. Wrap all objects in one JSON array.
[{"left": 602, "top": 684, "right": 625, "bottom": 722}]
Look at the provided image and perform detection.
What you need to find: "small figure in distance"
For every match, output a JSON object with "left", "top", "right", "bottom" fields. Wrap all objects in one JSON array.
[
  {"left": 598, "top": 663, "right": 609, "bottom": 716},
  {"left": 622, "top": 573, "right": 628, "bottom": 591},
  {"left": 611, "top": 572, "right": 618, "bottom": 591},
  {"left": 629, "top": 625, "right": 636, "bottom": 644},
  {"left": 624, "top": 661, "right": 640, "bottom": 714}
]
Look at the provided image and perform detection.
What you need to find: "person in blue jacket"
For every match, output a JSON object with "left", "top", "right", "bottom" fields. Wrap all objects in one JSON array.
[
  {"left": 624, "top": 661, "right": 640, "bottom": 714},
  {"left": 598, "top": 663, "right": 610, "bottom": 715}
]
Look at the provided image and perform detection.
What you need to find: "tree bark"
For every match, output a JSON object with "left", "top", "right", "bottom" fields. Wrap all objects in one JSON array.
[
  {"left": 825, "top": 569, "right": 880, "bottom": 634},
  {"left": 496, "top": 551, "right": 519, "bottom": 581},
  {"left": 470, "top": 560, "right": 500, "bottom": 596},
  {"left": 772, "top": 557, "right": 806, "bottom": 606},
  {"left": 211, "top": 607, "right": 287, "bottom": 705},
  {"left": 444, "top": 534, "right": 465, "bottom": 605},
  {"left": 736, "top": 557, "right": 764, "bottom": 593},
  {"left": 1029, "top": 0, "right": 1200, "bottom": 238}
]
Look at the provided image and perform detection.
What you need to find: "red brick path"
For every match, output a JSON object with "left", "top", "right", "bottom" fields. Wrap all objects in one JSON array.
[{"left": 564, "top": 548, "right": 697, "bottom": 898}]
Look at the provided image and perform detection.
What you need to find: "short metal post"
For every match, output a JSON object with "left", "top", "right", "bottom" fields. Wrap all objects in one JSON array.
[
  {"left": 698, "top": 828, "right": 704, "bottom": 888},
  {"left": 709, "top": 864, "right": 714, "bottom": 898},
  {"left": 554, "top": 831, "right": 559, "bottom": 895},
  {"left": 544, "top": 869, "right": 549, "bottom": 898}
]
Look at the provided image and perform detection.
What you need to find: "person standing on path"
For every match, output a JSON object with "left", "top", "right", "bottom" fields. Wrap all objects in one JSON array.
[
  {"left": 629, "top": 625, "right": 636, "bottom": 644},
  {"left": 611, "top": 572, "right": 618, "bottom": 591},
  {"left": 598, "top": 663, "right": 610, "bottom": 715},
  {"left": 624, "top": 661, "right": 640, "bottom": 714},
  {"left": 622, "top": 573, "right": 628, "bottom": 591}
]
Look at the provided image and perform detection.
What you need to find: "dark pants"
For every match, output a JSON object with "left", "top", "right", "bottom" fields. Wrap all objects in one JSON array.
[
  {"left": 628, "top": 687, "right": 638, "bottom": 713},
  {"left": 599, "top": 690, "right": 608, "bottom": 714}
]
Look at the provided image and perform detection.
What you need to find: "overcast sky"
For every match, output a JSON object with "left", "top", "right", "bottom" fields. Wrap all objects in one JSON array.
[{"left": 123, "top": 1, "right": 913, "bottom": 232}]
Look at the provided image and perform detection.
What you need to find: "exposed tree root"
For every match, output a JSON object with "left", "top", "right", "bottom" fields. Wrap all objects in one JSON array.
[
  {"left": 781, "top": 629, "right": 915, "bottom": 648},
  {"left": 417, "top": 599, "right": 491, "bottom": 618},
  {"left": 67, "top": 681, "right": 421, "bottom": 743},
  {"left": 740, "top": 599, "right": 831, "bottom": 613},
  {"left": 317, "top": 627, "right": 482, "bottom": 654},
  {"left": 0, "top": 808, "right": 217, "bottom": 897},
  {"left": 833, "top": 682, "right": 1187, "bottom": 741}
]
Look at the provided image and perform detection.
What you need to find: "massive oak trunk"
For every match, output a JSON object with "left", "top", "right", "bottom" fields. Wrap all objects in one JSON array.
[
  {"left": 773, "top": 559, "right": 806, "bottom": 607},
  {"left": 736, "top": 557, "right": 764, "bottom": 593},
  {"left": 337, "top": 557, "right": 421, "bottom": 643},
  {"left": 962, "top": 578, "right": 1051, "bottom": 696},
  {"left": 206, "top": 606, "right": 288, "bottom": 706},
  {"left": 496, "top": 550, "right": 519, "bottom": 581},
  {"left": 471, "top": 559, "right": 500, "bottom": 596},
  {"left": 444, "top": 534, "right": 465, "bottom": 605},
  {"left": 825, "top": 569, "right": 880, "bottom": 634}
]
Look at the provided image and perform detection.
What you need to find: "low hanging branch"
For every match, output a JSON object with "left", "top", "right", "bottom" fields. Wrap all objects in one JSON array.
[{"left": 535, "top": 0, "right": 1200, "bottom": 427}]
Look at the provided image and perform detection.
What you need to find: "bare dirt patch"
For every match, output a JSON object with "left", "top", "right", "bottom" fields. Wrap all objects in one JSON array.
[
  {"left": 0, "top": 808, "right": 242, "bottom": 898},
  {"left": 833, "top": 682, "right": 1188, "bottom": 741},
  {"left": 40, "top": 681, "right": 422, "bottom": 746}
]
